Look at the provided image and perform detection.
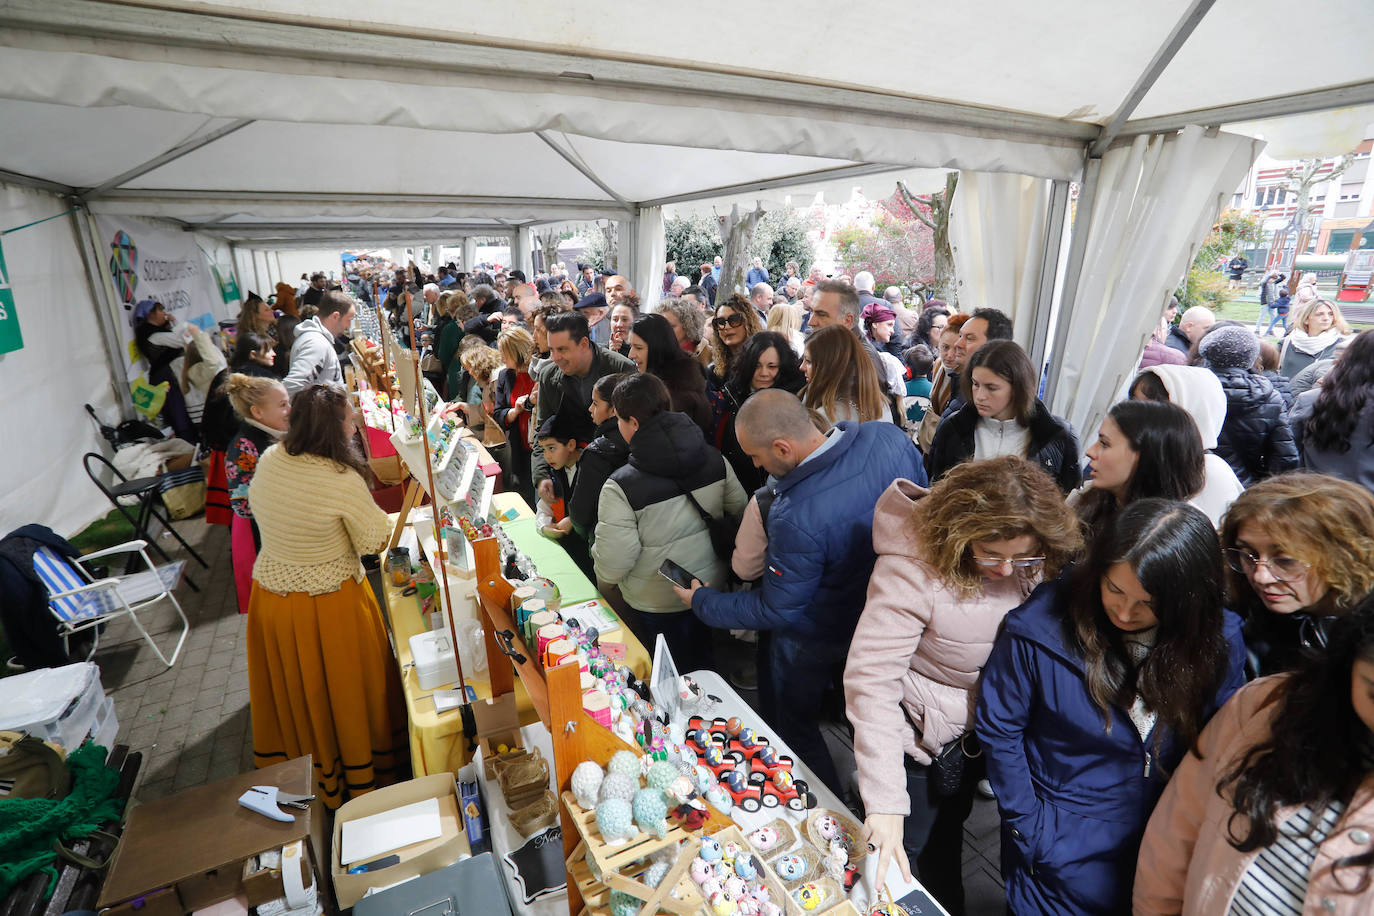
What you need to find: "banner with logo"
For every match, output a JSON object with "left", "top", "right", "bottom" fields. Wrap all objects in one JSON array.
[
  {"left": 0, "top": 238, "right": 21, "bottom": 354},
  {"left": 93, "top": 215, "right": 230, "bottom": 380}
]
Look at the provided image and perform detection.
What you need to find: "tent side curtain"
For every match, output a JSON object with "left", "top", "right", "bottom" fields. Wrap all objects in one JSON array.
[
  {"left": 948, "top": 172, "right": 1054, "bottom": 342},
  {"left": 0, "top": 184, "right": 123, "bottom": 537},
  {"left": 0, "top": 46, "right": 1086, "bottom": 183},
  {"left": 631, "top": 207, "right": 666, "bottom": 312},
  {"left": 1050, "top": 126, "right": 1263, "bottom": 438}
]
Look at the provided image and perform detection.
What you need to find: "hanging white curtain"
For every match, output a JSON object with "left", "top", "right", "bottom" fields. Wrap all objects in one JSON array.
[
  {"left": 631, "top": 205, "right": 666, "bottom": 311},
  {"left": 511, "top": 228, "right": 531, "bottom": 279},
  {"left": 948, "top": 172, "right": 1052, "bottom": 342},
  {"left": 1051, "top": 126, "right": 1262, "bottom": 437}
]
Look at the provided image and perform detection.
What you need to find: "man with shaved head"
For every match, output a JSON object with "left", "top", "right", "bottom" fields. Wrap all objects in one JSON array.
[{"left": 670, "top": 389, "right": 925, "bottom": 794}]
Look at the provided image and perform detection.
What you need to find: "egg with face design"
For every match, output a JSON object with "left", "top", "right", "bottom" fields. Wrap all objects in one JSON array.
[
  {"left": 794, "top": 883, "right": 824, "bottom": 911},
  {"left": 747, "top": 826, "right": 779, "bottom": 851},
  {"left": 700, "top": 836, "right": 723, "bottom": 862},
  {"left": 774, "top": 853, "right": 806, "bottom": 881},
  {"left": 815, "top": 815, "right": 842, "bottom": 841}
]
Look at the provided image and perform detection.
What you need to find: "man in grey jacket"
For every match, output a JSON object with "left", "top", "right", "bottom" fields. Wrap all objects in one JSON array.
[{"left": 283, "top": 291, "right": 354, "bottom": 395}]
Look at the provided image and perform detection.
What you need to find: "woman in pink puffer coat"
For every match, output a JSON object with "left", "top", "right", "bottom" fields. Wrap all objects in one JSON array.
[{"left": 844, "top": 456, "right": 1083, "bottom": 916}]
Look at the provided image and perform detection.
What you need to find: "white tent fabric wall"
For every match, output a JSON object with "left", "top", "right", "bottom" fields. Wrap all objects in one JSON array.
[
  {"left": 0, "top": 185, "right": 123, "bottom": 537},
  {"left": 948, "top": 172, "right": 1053, "bottom": 342},
  {"left": 1050, "top": 126, "right": 1263, "bottom": 439},
  {"left": 631, "top": 206, "right": 665, "bottom": 312}
]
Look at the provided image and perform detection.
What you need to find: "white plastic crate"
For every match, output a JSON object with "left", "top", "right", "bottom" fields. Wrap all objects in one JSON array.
[
  {"left": 0, "top": 662, "right": 106, "bottom": 753},
  {"left": 89, "top": 696, "right": 118, "bottom": 752}
]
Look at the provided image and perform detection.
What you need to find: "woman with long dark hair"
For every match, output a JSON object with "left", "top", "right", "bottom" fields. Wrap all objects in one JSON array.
[
  {"left": 1071, "top": 400, "right": 1206, "bottom": 536},
  {"left": 926, "top": 340, "right": 1080, "bottom": 492},
  {"left": 246, "top": 385, "right": 408, "bottom": 807},
  {"left": 1137, "top": 605, "right": 1374, "bottom": 914},
  {"left": 913, "top": 303, "right": 951, "bottom": 352},
  {"left": 1220, "top": 473, "right": 1374, "bottom": 676},
  {"left": 976, "top": 499, "right": 1247, "bottom": 915},
  {"left": 847, "top": 457, "right": 1083, "bottom": 915},
  {"left": 719, "top": 331, "right": 807, "bottom": 493},
  {"left": 627, "top": 313, "right": 712, "bottom": 436},
  {"left": 1292, "top": 328, "right": 1374, "bottom": 493}
]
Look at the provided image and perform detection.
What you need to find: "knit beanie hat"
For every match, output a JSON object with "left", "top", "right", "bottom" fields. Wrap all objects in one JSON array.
[{"left": 1199, "top": 325, "right": 1260, "bottom": 370}]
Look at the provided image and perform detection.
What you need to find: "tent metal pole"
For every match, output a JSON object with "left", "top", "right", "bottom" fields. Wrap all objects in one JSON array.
[
  {"left": 70, "top": 205, "right": 135, "bottom": 420},
  {"left": 1027, "top": 179, "right": 1071, "bottom": 374},
  {"left": 82, "top": 119, "right": 255, "bottom": 198},
  {"left": 1119, "top": 81, "right": 1374, "bottom": 139},
  {"left": 638, "top": 162, "right": 906, "bottom": 208},
  {"left": 273, "top": 250, "right": 285, "bottom": 292},
  {"left": 1089, "top": 0, "right": 1217, "bottom": 158},
  {"left": 1043, "top": 157, "right": 1103, "bottom": 410},
  {"left": 229, "top": 242, "right": 248, "bottom": 304},
  {"left": 535, "top": 131, "right": 629, "bottom": 206},
  {"left": 0, "top": 169, "right": 75, "bottom": 196}
]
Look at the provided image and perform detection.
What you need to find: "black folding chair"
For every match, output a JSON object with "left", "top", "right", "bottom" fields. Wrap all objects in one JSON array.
[{"left": 82, "top": 453, "right": 207, "bottom": 592}]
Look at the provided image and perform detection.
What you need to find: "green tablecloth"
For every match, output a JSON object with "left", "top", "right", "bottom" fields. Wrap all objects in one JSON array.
[{"left": 502, "top": 517, "right": 600, "bottom": 605}]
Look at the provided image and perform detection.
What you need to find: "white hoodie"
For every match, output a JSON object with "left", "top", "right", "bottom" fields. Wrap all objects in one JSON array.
[{"left": 1140, "top": 364, "right": 1245, "bottom": 527}]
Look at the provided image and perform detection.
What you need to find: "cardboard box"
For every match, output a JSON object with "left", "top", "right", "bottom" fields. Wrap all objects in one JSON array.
[
  {"left": 330, "top": 774, "right": 470, "bottom": 909},
  {"left": 97, "top": 757, "right": 328, "bottom": 916},
  {"left": 240, "top": 852, "right": 315, "bottom": 908}
]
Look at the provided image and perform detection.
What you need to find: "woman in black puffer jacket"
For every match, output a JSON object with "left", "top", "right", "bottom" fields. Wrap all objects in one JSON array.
[{"left": 1199, "top": 325, "right": 1299, "bottom": 486}]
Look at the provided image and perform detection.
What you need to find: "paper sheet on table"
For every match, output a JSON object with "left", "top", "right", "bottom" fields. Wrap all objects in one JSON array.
[{"left": 340, "top": 796, "right": 442, "bottom": 865}]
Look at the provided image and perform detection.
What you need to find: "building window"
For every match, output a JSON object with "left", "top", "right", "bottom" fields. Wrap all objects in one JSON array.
[{"left": 1327, "top": 229, "right": 1357, "bottom": 254}]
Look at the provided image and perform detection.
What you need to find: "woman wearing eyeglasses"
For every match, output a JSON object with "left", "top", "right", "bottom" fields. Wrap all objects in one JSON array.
[
  {"left": 1135, "top": 606, "right": 1374, "bottom": 915},
  {"left": 976, "top": 499, "right": 1247, "bottom": 915},
  {"left": 706, "top": 294, "right": 763, "bottom": 382},
  {"left": 846, "top": 457, "right": 1082, "bottom": 916},
  {"left": 1220, "top": 473, "right": 1374, "bottom": 677}
]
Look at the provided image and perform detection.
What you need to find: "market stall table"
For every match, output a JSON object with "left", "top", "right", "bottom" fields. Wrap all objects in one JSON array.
[
  {"left": 382, "top": 492, "right": 652, "bottom": 776},
  {"left": 475, "top": 669, "right": 949, "bottom": 916}
]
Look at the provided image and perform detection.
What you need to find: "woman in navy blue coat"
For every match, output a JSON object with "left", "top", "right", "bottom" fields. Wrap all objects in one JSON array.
[{"left": 975, "top": 499, "right": 1247, "bottom": 914}]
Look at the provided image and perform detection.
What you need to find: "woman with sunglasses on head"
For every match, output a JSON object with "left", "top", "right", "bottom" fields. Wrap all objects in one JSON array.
[
  {"left": 1136, "top": 605, "right": 1374, "bottom": 915},
  {"left": 846, "top": 457, "right": 1083, "bottom": 916},
  {"left": 1070, "top": 399, "right": 1207, "bottom": 536},
  {"left": 976, "top": 499, "right": 1247, "bottom": 915},
  {"left": 706, "top": 294, "right": 764, "bottom": 382},
  {"left": 1220, "top": 473, "right": 1374, "bottom": 676}
]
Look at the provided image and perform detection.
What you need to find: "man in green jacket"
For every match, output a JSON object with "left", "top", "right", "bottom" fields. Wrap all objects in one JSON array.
[{"left": 531, "top": 311, "right": 636, "bottom": 498}]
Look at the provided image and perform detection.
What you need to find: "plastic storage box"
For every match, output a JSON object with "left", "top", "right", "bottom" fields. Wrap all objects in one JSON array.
[{"left": 0, "top": 662, "right": 107, "bottom": 753}]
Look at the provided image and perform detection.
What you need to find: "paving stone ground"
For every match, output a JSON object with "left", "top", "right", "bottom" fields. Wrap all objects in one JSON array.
[{"left": 95, "top": 515, "right": 1004, "bottom": 912}]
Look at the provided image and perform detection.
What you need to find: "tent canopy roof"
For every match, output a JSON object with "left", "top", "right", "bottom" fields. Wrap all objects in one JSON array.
[{"left": 1, "top": 0, "right": 1371, "bottom": 242}]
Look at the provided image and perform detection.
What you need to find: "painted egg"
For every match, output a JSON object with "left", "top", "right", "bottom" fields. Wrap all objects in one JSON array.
[
  {"left": 690, "top": 857, "right": 715, "bottom": 886},
  {"left": 710, "top": 891, "right": 736, "bottom": 916},
  {"left": 725, "top": 716, "right": 743, "bottom": 735},
  {"left": 794, "top": 883, "right": 824, "bottom": 911},
  {"left": 775, "top": 853, "right": 806, "bottom": 881},
  {"left": 816, "top": 815, "right": 841, "bottom": 840},
  {"left": 734, "top": 854, "right": 758, "bottom": 880},
  {"left": 700, "top": 835, "right": 723, "bottom": 862},
  {"left": 747, "top": 826, "right": 779, "bottom": 851}
]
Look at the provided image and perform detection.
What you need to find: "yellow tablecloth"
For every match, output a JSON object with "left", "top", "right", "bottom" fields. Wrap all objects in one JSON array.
[{"left": 383, "top": 492, "right": 652, "bottom": 776}]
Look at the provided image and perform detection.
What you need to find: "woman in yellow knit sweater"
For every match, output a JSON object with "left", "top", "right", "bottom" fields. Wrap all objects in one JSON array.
[{"left": 247, "top": 384, "right": 408, "bottom": 806}]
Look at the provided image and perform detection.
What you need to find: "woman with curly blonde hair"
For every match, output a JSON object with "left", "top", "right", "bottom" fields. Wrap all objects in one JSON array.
[
  {"left": 844, "top": 456, "right": 1083, "bottom": 915},
  {"left": 707, "top": 293, "right": 763, "bottom": 381},
  {"left": 1220, "top": 472, "right": 1374, "bottom": 675}
]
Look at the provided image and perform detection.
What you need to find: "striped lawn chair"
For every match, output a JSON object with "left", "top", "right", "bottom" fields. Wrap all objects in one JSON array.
[{"left": 32, "top": 540, "right": 189, "bottom": 667}]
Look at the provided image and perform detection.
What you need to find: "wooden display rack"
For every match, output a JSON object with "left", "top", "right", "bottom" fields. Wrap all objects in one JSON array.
[{"left": 470, "top": 537, "right": 732, "bottom": 916}]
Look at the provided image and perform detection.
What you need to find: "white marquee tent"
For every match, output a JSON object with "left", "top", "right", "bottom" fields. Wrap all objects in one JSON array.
[{"left": 2, "top": 0, "right": 1372, "bottom": 535}]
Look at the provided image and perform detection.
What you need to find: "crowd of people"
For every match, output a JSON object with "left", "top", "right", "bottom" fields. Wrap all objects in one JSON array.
[{"left": 139, "top": 250, "right": 1374, "bottom": 914}]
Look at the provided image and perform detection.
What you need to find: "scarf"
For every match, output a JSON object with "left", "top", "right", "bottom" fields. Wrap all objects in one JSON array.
[{"left": 1287, "top": 328, "right": 1343, "bottom": 357}]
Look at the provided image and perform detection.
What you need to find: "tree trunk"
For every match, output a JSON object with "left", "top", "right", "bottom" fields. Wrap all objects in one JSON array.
[
  {"left": 536, "top": 228, "right": 562, "bottom": 274},
  {"left": 716, "top": 203, "right": 765, "bottom": 300},
  {"left": 599, "top": 221, "right": 619, "bottom": 273},
  {"left": 897, "top": 173, "right": 959, "bottom": 307}
]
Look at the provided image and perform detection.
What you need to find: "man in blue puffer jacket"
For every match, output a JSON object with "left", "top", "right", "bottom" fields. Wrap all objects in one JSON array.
[{"left": 673, "top": 389, "right": 926, "bottom": 793}]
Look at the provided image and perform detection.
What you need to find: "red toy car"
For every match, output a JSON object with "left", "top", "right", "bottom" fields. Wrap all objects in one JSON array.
[{"left": 721, "top": 767, "right": 762, "bottom": 813}]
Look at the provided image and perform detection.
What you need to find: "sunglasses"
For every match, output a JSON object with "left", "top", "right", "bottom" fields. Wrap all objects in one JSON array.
[
  {"left": 971, "top": 556, "right": 1045, "bottom": 569},
  {"left": 712, "top": 314, "right": 745, "bottom": 329}
]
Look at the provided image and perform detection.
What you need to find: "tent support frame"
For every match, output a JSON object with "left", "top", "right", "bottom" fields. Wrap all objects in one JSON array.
[
  {"left": 82, "top": 119, "right": 256, "bottom": 198},
  {"left": 1027, "top": 180, "right": 1072, "bottom": 374},
  {"left": 70, "top": 204, "right": 136, "bottom": 420}
]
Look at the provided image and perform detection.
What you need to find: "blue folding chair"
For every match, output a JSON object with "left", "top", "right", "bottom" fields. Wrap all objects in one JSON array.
[{"left": 33, "top": 541, "right": 189, "bottom": 668}]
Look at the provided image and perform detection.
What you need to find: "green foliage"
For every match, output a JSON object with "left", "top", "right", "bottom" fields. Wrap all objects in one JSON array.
[
  {"left": 1177, "top": 208, "right": 1265, "bottom": 311},
  {"left": 664, "top": 214, "right": 723, "bottom": 279},
  {"left": 580, "top": 222, "right": 617, "bottom": 272},
  {"left": 749, "top": 210, "right": 812, "bottom": 282}
]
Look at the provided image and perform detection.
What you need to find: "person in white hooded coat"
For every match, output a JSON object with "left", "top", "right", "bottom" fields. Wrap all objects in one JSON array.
[{"left": 1128, "top": 364, "right": 1244, "bottom": 526}]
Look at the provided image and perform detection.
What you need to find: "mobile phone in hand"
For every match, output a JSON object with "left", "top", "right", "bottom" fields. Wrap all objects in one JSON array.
[{"left": 659, "top": 559, "right": 699, "bottom": 590}]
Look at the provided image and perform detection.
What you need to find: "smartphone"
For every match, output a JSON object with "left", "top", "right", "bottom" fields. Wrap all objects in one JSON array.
[{"left": 658, "top": 558, "right": 699, "bottom": 590}]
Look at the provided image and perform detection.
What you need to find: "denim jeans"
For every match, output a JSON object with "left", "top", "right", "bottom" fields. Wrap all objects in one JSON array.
[
  {"left": 1265, "top": 312, "right": 1290, "bottom": 335},
  {"left": 764, "top": 634, "right": 848, "bottom": 796}
]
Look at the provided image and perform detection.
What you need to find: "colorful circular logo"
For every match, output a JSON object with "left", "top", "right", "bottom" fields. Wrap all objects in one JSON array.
[{"left": 108, "top": 230, "right": 138, "bottom": 306}]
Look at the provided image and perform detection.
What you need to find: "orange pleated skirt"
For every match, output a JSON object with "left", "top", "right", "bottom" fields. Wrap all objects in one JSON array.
[{"left": 246, "top": 576, "right": 410, "bottom": 808}]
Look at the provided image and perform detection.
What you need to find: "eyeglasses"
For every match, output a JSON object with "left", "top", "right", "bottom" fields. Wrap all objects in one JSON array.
[
  {"left": 1223, "top": 548, "right": 1310, "bottom": 582},
  {"left": 712, "top": 314, "right": 745, "bottom": 329},
  {"left": 971, "top": 556, "right": 1045, "bottom": 569}
]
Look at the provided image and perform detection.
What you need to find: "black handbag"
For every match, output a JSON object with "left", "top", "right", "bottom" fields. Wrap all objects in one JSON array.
[
  {"left": 930, "top": 732, "right": 982, "bottom": 798},
  {"left": 675, "top": 462, "right": 740, "bottom": 562}
]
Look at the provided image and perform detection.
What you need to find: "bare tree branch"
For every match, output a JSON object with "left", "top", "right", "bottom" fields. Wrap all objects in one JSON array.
[{"left": 896, "top": 180, "right": 937, "bottom": 230}]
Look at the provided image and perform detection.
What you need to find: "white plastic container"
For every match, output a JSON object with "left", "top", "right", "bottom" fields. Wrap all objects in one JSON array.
[
  {"left": 0, "top": 662, "right": 106, "bottom": 753},
  {"left": 89, "top": 695, "right": 119, "bottom": 752},
  {"left": 409, "top": 630, "right": 460, "bottom": 689}
]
